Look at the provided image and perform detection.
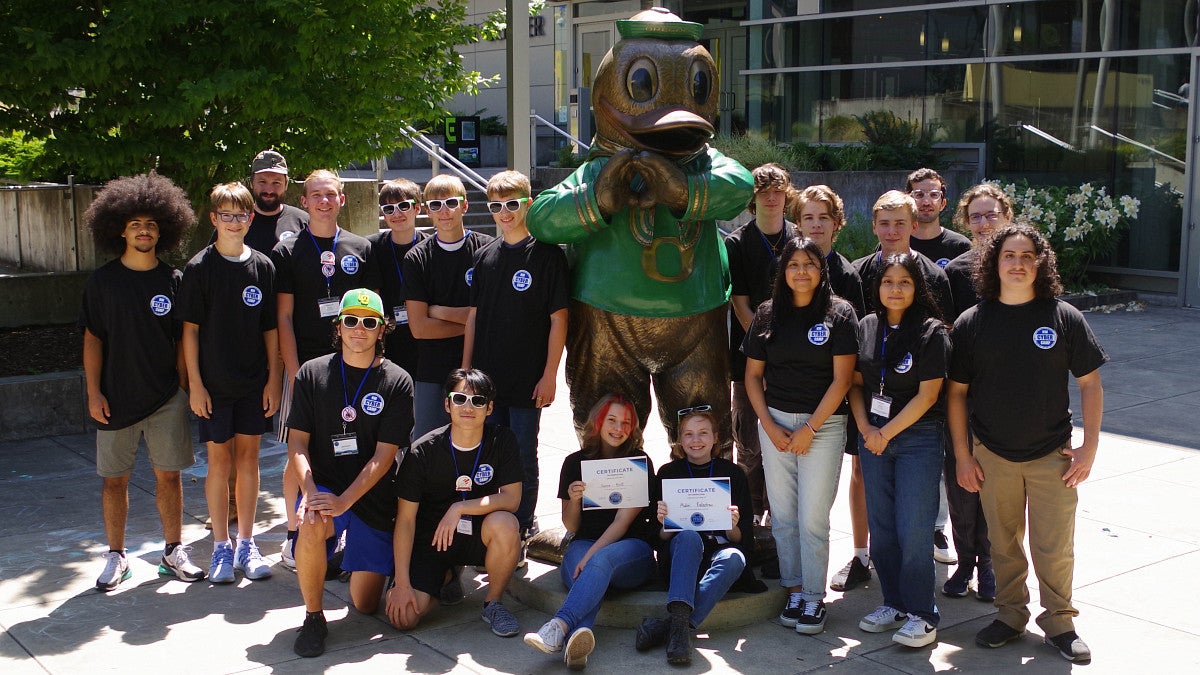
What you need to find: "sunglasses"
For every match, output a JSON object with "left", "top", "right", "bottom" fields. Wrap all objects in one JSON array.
[
  {"left": 448, "top": 392, "right": 490, "bottom": 408},
  {"left": 339, "top": 315, "right": 382, "bottom": 330},
  {"left": 380, "top": 200, "right": 416, "bottom": 215},
  {"left": 426, "top": 197, "right": 463, "bottom": 212},
  {"left": 486, "top": 198, "right": 529, "bottom": 214},
  {"left": 216, "top": 212, "right": 252, "bottom": 223},
  {"left": 676, "top": 404, "right": 713, "bottom": 418}
]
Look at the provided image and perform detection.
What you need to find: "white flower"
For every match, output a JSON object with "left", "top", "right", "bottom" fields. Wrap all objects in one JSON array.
[
  {"left": 1046, "top": 221, "right": 1057, "bottom": 234},
  {"left": 1027, "top": 204, "right": 1044, "bottom": 220},
  {"left": 1065, "top": 225, "right": 1083, "bottom": 241},
  {"left": 1003, "top": 183, "right": 1017, "bottom": 196},
  {"left": 1100, "top": 194, "right": 1114, "bottom": 210},
  {"left": 1105, "top": 207, "right": 1121, "bottom": 229},
  {"left": 1066, "top": 192, "right": 1085, "bottom": 207},
  {"left": 1079, "top": 183, "right": 1094, "bottom": 197},
  {"left": 1120, "top": 195, "right": 1140, "bottom": 219}
]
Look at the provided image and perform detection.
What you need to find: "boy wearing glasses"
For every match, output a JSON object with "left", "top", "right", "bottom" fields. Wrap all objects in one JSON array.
[
  {"left": 905, "top": 168, "right": 970, "bottom": 269},
  {"left": 403, "top": 175, "right": 494, "bottom": 438},
  {"left": 288, "top": 289, "right": 414, "bottom": 657},
  {"left": 463, "top": 170, "right": 569, "bottom": 543},
  {"left": 369, "top": 178, "right": 427, "bottom": 379},
  {"left": 387, "top": 369, "right": 523, "bottom": 637},
  {"left": 179, "top": 182, "right": 282, "bottom": 583}
]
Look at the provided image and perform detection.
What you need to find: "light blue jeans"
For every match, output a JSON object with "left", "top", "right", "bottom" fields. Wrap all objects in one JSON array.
[
  {"left": 666, "top": 530, "right": 746, "bottom": 627},
  {"left": 556, "top": 537, "right": 656, "bottom": 630},
  {"left": 759, "top": 409, "right": 846, "bottom": 601}
]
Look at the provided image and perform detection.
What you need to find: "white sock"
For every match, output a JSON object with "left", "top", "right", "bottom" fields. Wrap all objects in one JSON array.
[
  {"left": 854, "top": 548, "right": 869, "bottom": 566},
  {"left": 215, "top": 539, "right": 232, "bottom": 549}
]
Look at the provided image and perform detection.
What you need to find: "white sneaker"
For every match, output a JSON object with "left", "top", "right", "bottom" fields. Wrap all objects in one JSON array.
[
  {"left": 96, "top": 551, "right": 130, "bottom": 591},
  {"left": 893, "top": 615, "right": 938, "bottom": 648},
  {"left": 280, "top": 535, "right": 296, "bottom": 571},
  {"left": 564, "top": 627, "right": 595, "bottom": 670},
  {"left": 524, "top": 618, "right": 567, "bottom": 654},
  {"left": 159, "top": 545, "right": 206, "bottom": 582},
  {"left": 234, "top": 539, "right": 272, "bottom": 580},
  {"left": 859, "top": 605, "right": 907, "bottom": 633},
  {"left": 933, "top": 530, "right": 956, "bottom": 564}
]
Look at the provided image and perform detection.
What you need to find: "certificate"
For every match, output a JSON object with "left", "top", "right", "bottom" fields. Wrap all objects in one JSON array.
[
  {"left": 580, "top": 457, "right": 649, "bottom": 510},
  {"left": 661, "top": 477, "right": 732, "bottom": 532}
]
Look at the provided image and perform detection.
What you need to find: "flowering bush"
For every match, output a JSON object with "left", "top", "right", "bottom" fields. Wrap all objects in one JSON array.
[{"left": 996, "top": 179, "right": 1140, "bottom": 288}]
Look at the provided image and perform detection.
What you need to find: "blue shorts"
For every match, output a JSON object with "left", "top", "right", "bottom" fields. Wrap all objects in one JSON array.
[
  {"left": 198, "top": 392, "right": 271, "bottom": 444},
  {"left": 297, "top": 486, "right": 394, "bottom": 576}
]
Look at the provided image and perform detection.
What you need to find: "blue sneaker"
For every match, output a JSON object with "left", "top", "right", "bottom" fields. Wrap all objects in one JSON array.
[
  {"left": 234, "top": 539, "right": 272, "bottom": 581},
  {"left": 210, "top": 542, "right": 235, "bottom": 584}
]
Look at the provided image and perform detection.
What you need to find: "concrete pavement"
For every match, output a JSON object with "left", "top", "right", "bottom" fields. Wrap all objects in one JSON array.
[{"left": 1, "top": 305, "right": 1198, "bottom": 673}]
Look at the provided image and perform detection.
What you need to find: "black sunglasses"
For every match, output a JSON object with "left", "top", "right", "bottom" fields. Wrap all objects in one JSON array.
[
  {"left": 380, "top": 200, "right": 415, "bottom": 215},
  {"left": 426, "top": 197, "right": 462, "bottom": 212},
  {"left": 448, "top": 392, "right": 490, "bottom": 408},
  {"left": 339, "top": 315, "right": 381, "bottom": 330},
  {"left": 677, "top": 404, "right": 713, "bottom": 418}
]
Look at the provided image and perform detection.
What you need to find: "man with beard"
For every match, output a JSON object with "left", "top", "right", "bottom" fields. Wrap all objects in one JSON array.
[{"left": 243, "top": 150, "right": 308, "bottom": 253}]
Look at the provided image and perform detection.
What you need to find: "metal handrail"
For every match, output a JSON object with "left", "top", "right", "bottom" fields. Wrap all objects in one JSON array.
[
  {"left": 530, "top": 113, "right": 589, "bottom": 153},
  {"left": 397, "top": 123, "right": 488, "bottom": 192}
]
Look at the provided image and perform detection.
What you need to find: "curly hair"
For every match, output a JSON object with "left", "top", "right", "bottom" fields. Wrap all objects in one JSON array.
[
  {"left": 974, "top": 224, "right": 1063, "bottom": 301},
  {"left": 580, "top": 393, "right": 644, "bottom": 459},
  {"left": 905, "top": 167, "right": 947, "bottom": 195},
  {"left": 84, "top": 173, "right": 194, "bottom": 256},
  {"left": 670, "top": 408, "right": 720, "bottom": 460},
  {"left": 746, "top": 163, "right": 791, "bottom": 214},
  {"left": 790, "top": 184, "right": 846, "bottom": 240},
  {"left": 953, "top": 183, "right": 1012, "bottom": 234},
  {"left": 756, "top": 236, "right": 834, "bottom": 342}
]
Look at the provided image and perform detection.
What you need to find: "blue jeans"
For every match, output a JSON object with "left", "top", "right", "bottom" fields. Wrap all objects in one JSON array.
[
  {"left": 412, "top": 381, "right": 450, "bottom": 440},
  {"left": 758, "top": 409, "right": 846, "bottom": 601},
  {"left": 666, "top": 530, "right": 746, "bottom": 628},
  {"left": 557, "top": 537, "right": 656, "bottom": 630},
  {"left": 488, "top": 406, "right": 542, "bottom": 531},
  {"left": 858, "top": 416, "right": 943, "bottom": 626}
]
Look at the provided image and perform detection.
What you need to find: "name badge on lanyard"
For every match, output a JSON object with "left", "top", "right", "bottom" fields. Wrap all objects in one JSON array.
[
  {"left": 332, "top": 433, "right": 359, "bottom": 456},
  {"left": 393, "top": 305, "right": 409, "bottom": 324},
  {"left": 870, "top": 394, "right": 893, "bottom": 418},
  {"left": 456, "top": 517, "right": 473, "bottom": 536},
  {"left": 318, "top": 297, "right": 341, "bottom": 318}
]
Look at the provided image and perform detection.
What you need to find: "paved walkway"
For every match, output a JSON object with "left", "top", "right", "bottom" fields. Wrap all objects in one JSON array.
[{"left": 1, "top": 306, "right": 1198, "bottom": 673}]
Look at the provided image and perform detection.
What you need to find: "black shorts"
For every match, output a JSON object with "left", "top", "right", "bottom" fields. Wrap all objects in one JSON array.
[
  {"left": 199, "top": 392, "right": 271, "bottom": 444},
  {"left": 407, "top": 514, "right": 489, "bottom": 597}
]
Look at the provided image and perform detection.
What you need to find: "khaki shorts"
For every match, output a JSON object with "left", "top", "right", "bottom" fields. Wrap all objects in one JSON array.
[{"left": 96, "top": 388, "right": 194, "bottom": 477}]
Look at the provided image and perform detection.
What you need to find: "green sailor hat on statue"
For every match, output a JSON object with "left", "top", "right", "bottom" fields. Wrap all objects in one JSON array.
[
  {"left": 339, "top": 288, "right": 385, "bottom": 318},
  {"left": 616, "top": 7, "right": 703, "bottom": 41}
]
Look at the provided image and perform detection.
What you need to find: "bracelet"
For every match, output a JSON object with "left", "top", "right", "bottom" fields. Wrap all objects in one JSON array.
[{"left": 804, "top": 420, "right": 818, "bottom": 434}]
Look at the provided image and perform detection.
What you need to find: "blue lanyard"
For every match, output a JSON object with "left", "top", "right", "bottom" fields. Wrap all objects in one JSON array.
[
  {"left": 878, "top": 324, "right": 890, "bottom": 395},
  {"left": 306, "top": 227, "right": 340, "bottom": 296},
  {"left": 450, "top": 441, "right": 485, "bottom": 500},
  {"left": 387, "top": 233, "right": 417, "bottom": 288},
  {"left": 339, "top": 355, "right": 373, "bottom": 428},
  {"left": 686, "top": 459, "right": 715, "bottom": 478}
]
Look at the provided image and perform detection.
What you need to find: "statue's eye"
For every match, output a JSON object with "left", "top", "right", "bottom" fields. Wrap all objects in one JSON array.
[
  {"left": 626, "top": 58, "right": 658, "bottom": 103},
  {"left": 690, "top": 61, "right": 713, "bottom": 105}
]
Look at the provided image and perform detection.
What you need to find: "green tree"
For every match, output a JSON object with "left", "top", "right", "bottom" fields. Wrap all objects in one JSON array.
[{"left": 0, "top": 1, "right": 500, "bottom": 196}]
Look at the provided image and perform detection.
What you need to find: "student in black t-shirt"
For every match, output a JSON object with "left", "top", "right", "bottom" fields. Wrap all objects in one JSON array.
[
  {"left": 180, "top": 183, "right": 281, "bottom": 584},
  {"left": 369, "top": 178, "right": 426, "bottom": 378},
  {"left": 724, "top": 163, "right": 793, "bottom": 522},
  {"left": 905, "top": 168, "right": 971, "bottom": 268},
  {"left": 940, "top": 182, "right": 1013, "bottom": 602},
  {"left": 791, "top": 184, "right": 872, "bottom": 594},
  {"left": 274, "top": 169, "right": 380, "bottom": 568},
  {"left": 524, "top": 394, "right": 658, "bottom": 669},
  {"left": 80, "top": 173, "right": 206, "bottom": 592},
  {"left": 948, "top": 225, "right": 1106, "bottom": 663},
  {"left": 404, "top": 175, "right": 495, "bottom": 438},
  {"left": 464, "top": 170, "right": 569, "bottom": 541},
  {"left": 744, "top": 236, "right": 858, "bottom": 636},
  {"left": 635, "top": 407, "right": 756, "bottom": 666},
  {"left": 288, "top": 289, "right": 414, "bottom": 658},
  {"left": 386, "top": 368, "right": 523, "bottom": 638},
  {"left": 849, "top": 253, "right": 949, "bottom": 649}
]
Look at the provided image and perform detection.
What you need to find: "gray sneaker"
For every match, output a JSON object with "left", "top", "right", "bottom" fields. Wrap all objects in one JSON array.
[
  {"left": 159, "top": 545, "right": 206, "bottom": 582},
  {"left": 524, "top": 618, "right": 567, "bottom": 654},
  {"left": 482, "top": 600, "right": 520, "bottom": 637},
  {"left": 96, "top": 551, "right": 130, "bottom": 591},
  {"left": 210, "top": 543, "right": 235, "bottom": 584},
  {"left": 234, "top": 540, "right": 272, "bottom": 580}
]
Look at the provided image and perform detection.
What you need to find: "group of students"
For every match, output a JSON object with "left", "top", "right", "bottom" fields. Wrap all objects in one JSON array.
[{"left": 78, "top": 152, "right": 1104, "bottom": 669}]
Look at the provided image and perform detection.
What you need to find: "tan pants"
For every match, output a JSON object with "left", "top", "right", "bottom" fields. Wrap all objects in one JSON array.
[{"left": 975, "top": 440, "right": 1078, "bottom": 636}]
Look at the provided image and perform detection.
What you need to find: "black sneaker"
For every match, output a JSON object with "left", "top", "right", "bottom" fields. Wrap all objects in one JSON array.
[
  {"left": 794, "top": 599, "right": 827, "bottom": 635},
  {"left": 975, "top": 619, "right": 1022, "bottom": 648},
  {"left": 293, "top": 612, "right": 328, "bottom": 658},
  {"left": 1045, "top": 631, "right": 1091, "bottom": 662},
  {"left": 779, "top": 591, "right": 804, "bottom": 627},
  {"left": 830, "top": 556, "right": 871, "bottom": 591},
  {"left": 976, "top": 563, "right": 996, "bottom": 602},
  {"left": 634, "top": 617, "right": 668, "bottom": 651},
  {"left": 439, "top": 566, "right": 465, "bottom": 605},
  {"left": 942, "top": 565, "right": 973, "bottom": 598}
]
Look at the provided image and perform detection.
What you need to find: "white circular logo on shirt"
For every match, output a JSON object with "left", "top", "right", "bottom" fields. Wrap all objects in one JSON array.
[
  {"left": 340, "top": 255, "right": 360, "bottom": 275},
  {"left": 808, "top": 323, "right": 830, "bottom": 345},
  {"left": 895, "top": 352, "right": 913, "bottom": 373},
  {"left": 512, "top": 269, "right": 532, "bottom": 291},
  {"left": 1033, "top": 327, "right": 1057, "bottom": 350},
  {"left": 465, "top": 267, "right": 475, "bottom": 286},
  {"left": 242, "top": 285, "right": 263, "bottom": 307},
  {"left": 474, "top": 464, "right": 494, "bottom": 485},
  {"left": 361, "top": 392, "right": 385, "bottom": 415},
  {"left": 936, "top": 258, "right": 951, "bottom": 268},
  {"left": 149, "top": 294, "right": 172, "bottom": 316},
  {"left": 279, "top": 231, "right": 296, "bottom": 241}
]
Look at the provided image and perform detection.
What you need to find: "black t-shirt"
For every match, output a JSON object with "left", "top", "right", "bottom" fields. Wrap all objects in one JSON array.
[
  {"left": 369, "top": 230, "right": 427, "bottom": 378},
  {"left": 402, "top": 231, "right": 495, "bottom": 383},
  {"left": 828, "top": 251, "right": 866, "bottom": 318},
  {"left": 557, "top": 448, "right": 658, "bottom": 543},
  {"left": 742, "top": 299, "right": 859, "bottom": 414},
  {"left": 910, "top": 228, "right": 971, "bottom": 269},
  {"left": 79, "top": 259, "right": 182, "bottom": 430},
  {"left": 949, "top": 299, "right": 1108, "bottom": 461},
  {"left": 178, "top": 246, "right": 277, "bottom": 404},
  {"left": 210, "top": 204, "right": 308, "bottom": 255},
  {"left": 854, "top": 250, "right": 955, "bottom": 322},
  {"left": 724, "top": 220, "right": 797, "bottom": 381},
  {"left": 656, "top": 457, "right": 754, "bottom": 560},
  {"left": 944, "top": 250, "right": 980, "bottom": 320},
  {"left": 272, "top": 227, "right": 380, "bottom": 365},
  {"left": 395, "top": 424, "right": 522, "bottom": 542},
  {"left": 469, "top": 236, "right": 570, "bottom": 407},
  {"left": 287, "top": 354, "right": 414, "bottom": 530},
  {"left": 856, "top": 314, "right": 949, "bottom": 422}
]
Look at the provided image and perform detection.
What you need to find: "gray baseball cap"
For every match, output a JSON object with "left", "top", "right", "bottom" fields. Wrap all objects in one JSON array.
[{"left": 251, "top": 150, "right": 288, "bottom": 175}]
